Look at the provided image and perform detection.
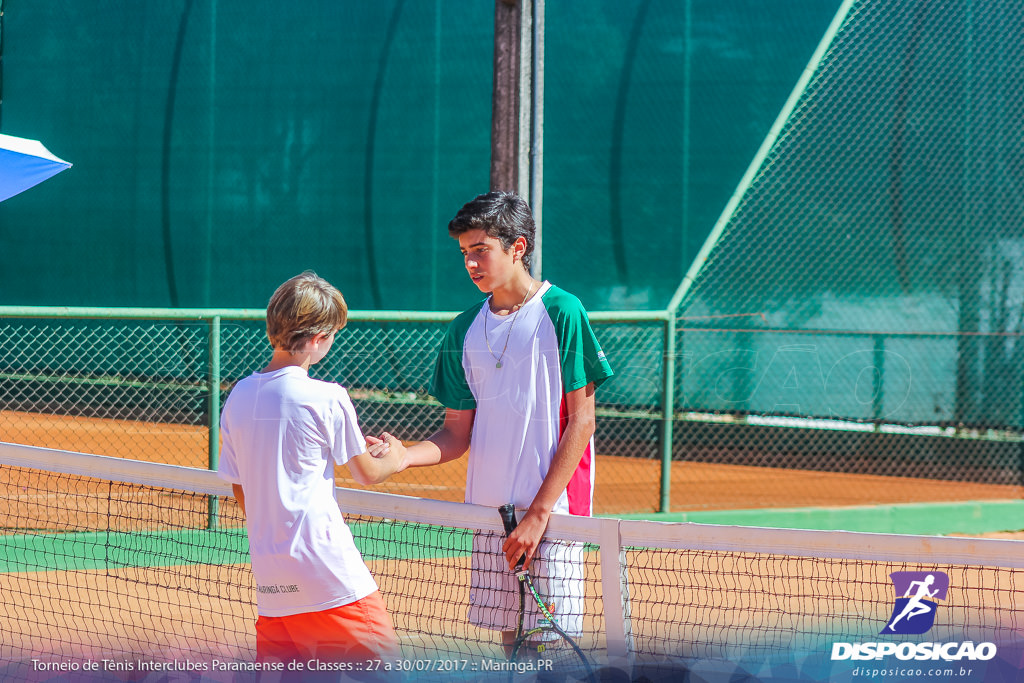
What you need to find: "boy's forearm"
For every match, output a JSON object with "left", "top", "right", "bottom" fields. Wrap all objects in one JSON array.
[
  {"left": 404, "top": 430, "right": 468, "bottom": 468},
  {"left": 524, "top": 384, "right": 597, "bottom": 520},
  {"left": 527, "top": 410, "right": 595, "bottom": 518},
  {"left": 504, "top": 404, "right": 595, "bottom": 571},
  {"left": 351, "top": 447, "right": 404, "bottom": 485},
  {"left": 401, "top": 408, "right": 473, "bottom": 468},
  {"left": 402, "top": 440, "right": 443, "bottom": 467}
]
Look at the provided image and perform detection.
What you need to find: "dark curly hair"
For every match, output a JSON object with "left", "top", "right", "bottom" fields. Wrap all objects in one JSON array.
[{"left": 447, "top": 191, "right": 535, "bottom": 271}]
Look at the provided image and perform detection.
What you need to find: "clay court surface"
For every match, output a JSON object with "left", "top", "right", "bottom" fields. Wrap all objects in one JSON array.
[{"left": 3, "top": 409, "right": 1021, "bottom": 513}]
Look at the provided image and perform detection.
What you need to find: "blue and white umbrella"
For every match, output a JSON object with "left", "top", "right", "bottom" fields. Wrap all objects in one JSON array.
[{"left": 0, "top": 133, "right": 71, "bottom": 202}]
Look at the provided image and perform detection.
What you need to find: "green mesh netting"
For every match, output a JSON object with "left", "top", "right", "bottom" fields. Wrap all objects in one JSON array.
[{"left": 674, "top": 0, "right": 1024, "bottom": 484}]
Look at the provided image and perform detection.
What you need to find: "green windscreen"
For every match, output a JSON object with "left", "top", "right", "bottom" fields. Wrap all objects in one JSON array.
[
  {"left": 0, "top": 1, "right": 840, "bottom": 313},
  {"left": 0, "top": 1, "right": 493, "bottom": 311}
]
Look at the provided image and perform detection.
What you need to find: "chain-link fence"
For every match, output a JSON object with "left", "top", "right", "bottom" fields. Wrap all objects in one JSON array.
[
  {"left": 670, "top": 0, "right": 1024, "bottom": 493},
  {"left": 0, "top": 308, "right": 672, "bottom": 514},
  {"left": 3, "top": 301, "right": 1023, "bottom": 514}
]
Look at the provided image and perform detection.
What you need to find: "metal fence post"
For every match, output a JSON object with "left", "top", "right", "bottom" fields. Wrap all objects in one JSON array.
[
  {"left": 659, "top": 312, "right": 676, "bottom": 513},
  {"left": 208, "top": 315, "right": 221, "bottom": 529}
]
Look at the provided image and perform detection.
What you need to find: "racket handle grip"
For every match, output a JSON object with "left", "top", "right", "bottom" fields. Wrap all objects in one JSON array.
[
  {"left": 497, "top": 504, "right": 525, "bottom": 571},
  {"left": 498, "top": 503, "right": 518, "bottom": 534}
]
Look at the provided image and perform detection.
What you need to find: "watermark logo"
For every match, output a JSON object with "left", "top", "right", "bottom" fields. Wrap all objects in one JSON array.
[
  {"left": 882, "top": 571, "right": 949, "bottom": 635},
  {"left": 831, "top": 570, "right": 997, "bottom": 664}
]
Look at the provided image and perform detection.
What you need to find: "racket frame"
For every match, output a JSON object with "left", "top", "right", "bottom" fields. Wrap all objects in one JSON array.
[{"left": 498, "top": 503, "right": 596, "bottom": 681}]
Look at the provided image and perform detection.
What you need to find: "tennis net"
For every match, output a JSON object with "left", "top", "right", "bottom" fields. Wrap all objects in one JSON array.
[{"left": 2, "top": 441, "right": 1023, "bottom": 682}]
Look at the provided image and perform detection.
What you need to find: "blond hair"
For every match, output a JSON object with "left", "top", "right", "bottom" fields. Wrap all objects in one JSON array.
[{"left": 266, "top": 271, "right": 348, "bottom": 353}]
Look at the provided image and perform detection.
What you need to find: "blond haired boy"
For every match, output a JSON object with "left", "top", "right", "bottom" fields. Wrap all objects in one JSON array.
[{"left": 217, "top": 271, "right": 403, "bottom": 664}]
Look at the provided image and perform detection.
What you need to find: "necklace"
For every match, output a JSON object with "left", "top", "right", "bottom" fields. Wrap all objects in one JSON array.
[{"left": 484, "top": 281, "right": 536, "bottom": 369}]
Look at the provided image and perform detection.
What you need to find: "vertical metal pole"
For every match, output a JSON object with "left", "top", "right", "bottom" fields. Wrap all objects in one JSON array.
[
  {"left": 491, "top": 0, "right": 523, "bottom": 192},
  {"left": 515, "top": 0, "right": 533, "bottom": 202},
  {"left": 494, "top": 0, "right": 544, "bottom": 275},
  {"left": 529, "top": 0, "right": 544, "bottom": 279},
  {"left": 659, "top": 312, "right": 676, "bottom": 513},
  {"left": 208, "top": 315, "right": 222, "bottom": 529}
]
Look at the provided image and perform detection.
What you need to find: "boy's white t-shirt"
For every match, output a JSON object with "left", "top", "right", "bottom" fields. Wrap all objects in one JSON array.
[
  {"left": 217, "top": 365, "right": 377, "bottom": 618},
  {"left": 431, "top": 282, "right": 614, "bottom": 515}
]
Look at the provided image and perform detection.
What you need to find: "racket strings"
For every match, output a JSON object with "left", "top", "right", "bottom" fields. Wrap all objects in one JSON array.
[{"left": 512, "top": 574, "right": 596, "bottom": 681}]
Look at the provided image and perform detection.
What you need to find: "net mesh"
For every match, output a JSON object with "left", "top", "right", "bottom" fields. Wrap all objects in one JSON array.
[
  {"left": 0, "top": 465, "right": 252, "bottom": 667},
  {"left": 2, "top": 443, "right": 1023, "bottom": 681},
  {"left": 625, "top": 549, "right": 1023, "bottom": 661}
]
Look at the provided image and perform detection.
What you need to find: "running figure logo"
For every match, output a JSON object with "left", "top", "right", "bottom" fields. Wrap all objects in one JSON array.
[{"left": 882, "top": 571, "right": 949, "bottom": 635}]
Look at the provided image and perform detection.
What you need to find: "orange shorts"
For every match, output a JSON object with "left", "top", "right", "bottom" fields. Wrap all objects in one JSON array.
[{"left": 255, "top": 590, "right": 400, "bottom": 664}]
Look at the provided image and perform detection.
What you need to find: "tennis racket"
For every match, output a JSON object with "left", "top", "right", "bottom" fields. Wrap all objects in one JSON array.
[{"left": 498, "top": 503, "right": 596, "bottom": 682}]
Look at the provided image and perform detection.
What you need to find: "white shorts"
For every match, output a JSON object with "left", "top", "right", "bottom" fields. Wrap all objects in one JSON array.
[{"left": 467, "top": 530, "right": 585, "bottom": 637}]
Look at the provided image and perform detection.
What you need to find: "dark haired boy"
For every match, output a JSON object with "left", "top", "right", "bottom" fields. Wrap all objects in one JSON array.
[{"left": 385, "top": 192, "right": 613, "bottom": 651}]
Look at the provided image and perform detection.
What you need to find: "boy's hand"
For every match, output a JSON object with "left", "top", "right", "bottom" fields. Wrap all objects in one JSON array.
[
  {"left": 378, "top": 432, "right": 409, "bottom": 472},
  {"left": 365, "top": 435, "right": 391, "bottom": 458},
  {"left": 502, "top": 507, "right": 550, "bottom": 571}
]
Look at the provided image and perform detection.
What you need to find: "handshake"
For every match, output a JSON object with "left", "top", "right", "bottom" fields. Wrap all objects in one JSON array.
[{"left": 365, "top": 432, "right": 405, "bottom": 460}]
